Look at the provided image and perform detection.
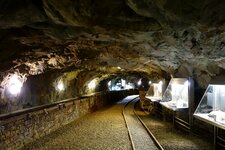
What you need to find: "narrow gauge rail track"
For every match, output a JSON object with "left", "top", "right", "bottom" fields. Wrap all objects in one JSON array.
[{"left": 122, "top": 96, "right": 164, "bottom": 150}]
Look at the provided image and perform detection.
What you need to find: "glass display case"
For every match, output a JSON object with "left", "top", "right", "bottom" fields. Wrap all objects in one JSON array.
[
  {"left": 160, "top": 78, "right": 190, "bottom": 110},
  {"left": 194, "top": 81, "right": 225, "bottom": 129},
  {"left": 145, "top": 81, "right": 163, "bottom": 102},
  {"left": 159, "top": 77, "right": 194, "bottom": 131},
  {"left": 194, "top": 77, "right": 225, "bottom": 149}
]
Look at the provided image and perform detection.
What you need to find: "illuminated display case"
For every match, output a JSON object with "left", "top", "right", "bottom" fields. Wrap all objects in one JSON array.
[
  {"left": 194, "top": 77, "right": 225, "bottom": 129},
  {"left": 160, "top": 77, "right": 194, "bottom": 131},
  {"left": 160, "top": 78, "right": 191, "bottom": 111},
  {"left": 145, "top": 81, "right": 164, "bottom": 102}
]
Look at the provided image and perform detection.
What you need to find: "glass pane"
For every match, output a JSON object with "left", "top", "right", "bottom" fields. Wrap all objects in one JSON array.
[
  {"left": 161, "top": 78, "right": 189, "bottom": 110},
  {"left": 194, "top": 85, "right": 225, "bottom": 127},
  {"left": 145, "top": 81, "right": 163, "bottom": 101}
]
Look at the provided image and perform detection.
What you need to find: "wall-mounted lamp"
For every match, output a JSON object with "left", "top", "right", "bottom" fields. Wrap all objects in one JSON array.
[
  {"left": 108, "top": 81, "right": 111, "bottom": 86},
  {"left": 138, "top": 79, "right": 142, "bottom": 86},
  {"left": 88, "top": 79, "right": 96, "bottom": 89},
  {"left": 7, "top": 74, "right": 23, "bottom": 95},
  {"left": 56, "top": 80, "right": 65, "bottom": 91}
]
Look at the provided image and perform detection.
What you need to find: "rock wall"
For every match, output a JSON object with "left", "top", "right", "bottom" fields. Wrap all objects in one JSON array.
[
  {"left": 0, "top": 90, "right": 138, "bottom": 150},
  {"left": 0, "top": 71, "right": 78, "bottom": 114},
  {"left": 0, "top": 70, "right": 151, "bottom": 115}
]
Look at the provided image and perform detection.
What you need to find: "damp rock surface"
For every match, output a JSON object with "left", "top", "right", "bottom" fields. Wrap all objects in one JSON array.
[{"left": 0, "top": 0, "right": 225, "bottom": 89}]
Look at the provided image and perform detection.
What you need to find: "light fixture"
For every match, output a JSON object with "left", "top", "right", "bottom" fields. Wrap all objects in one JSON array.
[
  {"left": 138, "top": 79, "right": 142, "bottom": 86},
  {"left": 88, "top": 79, "right": 96, "bottom": 89},
  {"left": 108, "top": 81, "right": 111, "bottom": 86},
  {"left": 57, "top": 80, "right": 65, "bottom": 91},
  {"left": 8, "top": 74, "right": 23, "bottom": 95},
  {"left": 149, "top": 81, "right": 152, "bottom": 85},
  {"left": 121, "top": 79, "right": 126, "bottom": 87}
]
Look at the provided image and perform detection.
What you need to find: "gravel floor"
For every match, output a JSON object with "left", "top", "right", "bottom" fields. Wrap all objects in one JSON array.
[
  {"left": 22, "top": 96, "right": 212, "bottom": 150},
  {"left": 22, "top": 99, "right": 133, "bottom": 150},
  {"left": 124, "top": 98, "right": 158, "bottom": 150},
  {"left": 135, "top": 101, "right": 214, "bottom": 150}
]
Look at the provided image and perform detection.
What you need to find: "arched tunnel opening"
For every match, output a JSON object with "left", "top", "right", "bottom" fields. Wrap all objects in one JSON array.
[{"left": 0, "top": 69, "right": 169, "bottom": 113}]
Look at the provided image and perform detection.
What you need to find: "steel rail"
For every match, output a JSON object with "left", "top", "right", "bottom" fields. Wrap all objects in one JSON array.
[
  {"left": 133, "top": 100, "right": 164, "bottom": 150},
  {"left": 122, "top": 97, "right": 136, "bottom": 150},
  {"left": 122, "top": 96, "right": 164, "bottom": 150}
]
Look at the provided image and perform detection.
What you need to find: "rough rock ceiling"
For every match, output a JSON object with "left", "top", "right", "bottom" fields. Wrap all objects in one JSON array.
[{"left": 0, "top": 0, "right": 225, "bottom": 87}]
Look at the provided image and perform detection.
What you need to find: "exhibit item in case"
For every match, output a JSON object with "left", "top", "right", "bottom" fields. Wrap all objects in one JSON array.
[
  {"left": 145, "top": 80, "right": 163, "bottom": 102},
  {"left": 160, "top": 78, "right": 190, "bottom": 110},
  {"left": 194, "top": 77, "right": 225, "bottom": 129}
]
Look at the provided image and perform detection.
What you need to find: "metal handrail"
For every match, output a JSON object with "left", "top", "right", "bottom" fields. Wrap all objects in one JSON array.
[
  {"left": 0, "top": 89, "right": 136, "bottom": 120},
  {"left": 0, "top": 91, "right": 108, "bottom": 120}
]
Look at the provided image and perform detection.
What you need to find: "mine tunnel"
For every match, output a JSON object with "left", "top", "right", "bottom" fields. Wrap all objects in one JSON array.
[{"left": 0, "top": 0, "right": 225, "bottom": 149}]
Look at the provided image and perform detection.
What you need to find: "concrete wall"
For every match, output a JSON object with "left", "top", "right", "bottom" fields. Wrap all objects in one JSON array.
[{"left": 0, "top": 90, "right": 137, "bottom": 150}]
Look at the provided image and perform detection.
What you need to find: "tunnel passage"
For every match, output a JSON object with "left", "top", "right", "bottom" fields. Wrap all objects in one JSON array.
[{"left": 0, "top": 70, "right": 166, "bottom": 114}]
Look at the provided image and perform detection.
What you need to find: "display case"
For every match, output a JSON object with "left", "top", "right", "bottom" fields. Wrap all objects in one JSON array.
[
  {"left": 160, "top": 78, "right": 191, "bottom": 110},
  {"left": 194, "top": 77, "right": 225, "bottom": 149},
  {"left": 160, "top": 77, "right": 194, "bottom": 131},
  {"left": 194, "top": 79, "right": 225, "bottom": 129},
  {"left": 145, "top": 81, "right": 164, "bottom": 102}
]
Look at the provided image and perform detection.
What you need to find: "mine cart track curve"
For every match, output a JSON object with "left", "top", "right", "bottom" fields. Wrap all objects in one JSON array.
[{"left": 122, "top": 96, "right": 164, "bottom": 150}]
